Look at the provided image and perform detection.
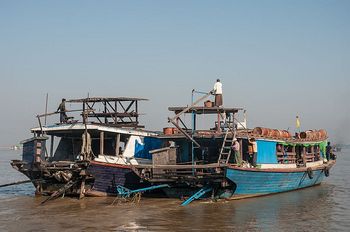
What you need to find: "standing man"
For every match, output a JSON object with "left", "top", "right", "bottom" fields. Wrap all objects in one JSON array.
[
  {"left": 248, "top": 138, "right": 258, "bottom": 167},
  {"left": 213, "top": 79, "right": 223, "bottom": 107},
  {"left": 326, "top": 142, "right": 332, "bottom": 161},
  {"left": 57, "top": 98, "right": 68, "bottom": 123},
  {"left": 232, "top": 139, "right": 242, "bottom": 165}
]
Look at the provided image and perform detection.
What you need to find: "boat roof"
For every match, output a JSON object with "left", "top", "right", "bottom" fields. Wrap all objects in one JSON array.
[
  {"left": 31, "top": 123, "right": 158, "bottom": 137},
  {"left": 168, "top": 106, "right": 243, "bottom": 114},
  {"left": 67, "top": 97, "right": 148, "bottom": 103}
]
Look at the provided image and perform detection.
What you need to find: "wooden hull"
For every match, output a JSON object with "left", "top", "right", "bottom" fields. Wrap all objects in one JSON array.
[
  {"left": 86, "top": 161, "right": 148, "bottom": 196},
  {"left": 85, "top": 160, "right": 335, "bottom": 199},
  {"left": 225, "top": 161, "right": 335, "bottom": 199},
  {"left": 10, "top": 160, "right": 89, "bottom": 196}
]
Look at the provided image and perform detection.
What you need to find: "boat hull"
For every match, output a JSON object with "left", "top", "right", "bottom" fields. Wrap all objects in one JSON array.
[
  {"left": 10, "top": 160, "right": 90, "bottom": 196},
  {"left": 86, "top": 161, "right": 148, "bottom": 196},
  {"left": 226, "top": 161, "right": 335, "bottom": 199}
]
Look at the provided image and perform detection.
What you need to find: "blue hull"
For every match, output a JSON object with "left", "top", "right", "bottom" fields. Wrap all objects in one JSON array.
[{"left": 226, "top": 167, "right": 327, "bottom": 197}]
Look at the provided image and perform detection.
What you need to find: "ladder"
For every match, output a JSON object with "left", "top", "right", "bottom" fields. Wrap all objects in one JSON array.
[{"left": 218, "top": 128, "right": 235, "bottom": 164}]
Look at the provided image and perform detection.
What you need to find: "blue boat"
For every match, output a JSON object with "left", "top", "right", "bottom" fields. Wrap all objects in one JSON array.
[
  {"left": 83, "top": 91, "right": 336, "bottom": 203},
  {"left": 226, "top": 161, "right": 335, "bottom": 199}
]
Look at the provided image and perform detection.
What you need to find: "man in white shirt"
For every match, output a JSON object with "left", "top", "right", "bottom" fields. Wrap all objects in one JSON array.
[{"left": 213, "top": 79, "right": 223, "bottom": 106}]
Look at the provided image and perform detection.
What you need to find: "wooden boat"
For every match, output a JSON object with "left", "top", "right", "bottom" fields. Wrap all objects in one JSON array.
[
  {"left": 10, "top": 93, "right": 336, "bottom": 204},
  {"left": 82, "top": 91, "right": 336, "bottom": 204},
  {"left": 11, "top": 97, "right": 157, "bottom": 197}
]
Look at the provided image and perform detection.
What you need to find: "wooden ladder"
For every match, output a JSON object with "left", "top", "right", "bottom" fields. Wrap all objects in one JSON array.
[{"left": 218, "top": 129, "right": 235, "bottom": 164}]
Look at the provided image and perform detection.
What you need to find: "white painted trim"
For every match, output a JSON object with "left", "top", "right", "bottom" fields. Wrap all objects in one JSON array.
[
  {"left": 31, "top": 124, "right": 157, "bottom": 137},
  {"left": 306, "top": 160, "right": 324, "bottom": 167},
  {"left": 259, "top": 164, "right": 297, "bottom": 169}
]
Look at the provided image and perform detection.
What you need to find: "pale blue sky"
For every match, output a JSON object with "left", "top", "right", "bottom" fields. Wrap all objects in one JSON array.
[{"left": 0, "top": 0, "right": 349, "bottom": 145}]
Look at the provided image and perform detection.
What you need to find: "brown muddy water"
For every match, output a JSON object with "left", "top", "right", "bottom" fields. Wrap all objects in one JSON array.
[{"left": 1, "top": 149, "right": 350, "bottom": 231}]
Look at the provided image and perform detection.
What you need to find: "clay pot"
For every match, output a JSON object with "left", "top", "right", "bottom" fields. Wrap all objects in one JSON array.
[
  {"left": 319, "top": 129, "right": 327, "bottom": 139},
  {"left": 271, "top": 129, "right": 280, "bottom": 138},
  {"left": 281, "top": 130, "right": 291, "bottom": 138},
  {"left": 163, "top": 127, "right": 174, "bottom": 135},
  {"left": 204, "top": 100, "right": 213, "bottom": 107},
  {"left": 253, "top": 127, "right": 271, "bottom": 137},
  {"left": 300, "top": 130, "right": 317, "bottom": 140}
]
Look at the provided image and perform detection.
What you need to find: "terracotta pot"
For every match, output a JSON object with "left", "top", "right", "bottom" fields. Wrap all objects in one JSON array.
[
  {"left": 272, "top": 129, "right": 280, "bottom": 137},
  {"left": 319, "top": 129, "right": 327, "bottom": 139},
  {"left": 163, "top": 127, "right": 174, "bottom": 135},
  {"left": 281, "top": 130, "right": 291, "bottom": 138},
  {"left": 172, "top": 128, "right": 178, "bottom": 134},
  {"left": 300, "top": 130, "right": 317, "bottom": 140},
  {"left": 204, "top": 100, "right": 213, "bottom": 107},
  {"left": 253, "top": 127, "right": 271, "bottom": 137}
]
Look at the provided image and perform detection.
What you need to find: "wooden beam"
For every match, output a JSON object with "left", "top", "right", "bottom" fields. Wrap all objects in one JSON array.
[
  {"left": 100, "top": 131, "right": 104, "bottom": 155},
  {"left": 169, "top": 117, "right": 201, "bottom": 148},
  {"left": 115, "top": 133, "right": 121, "bottom": 156}
]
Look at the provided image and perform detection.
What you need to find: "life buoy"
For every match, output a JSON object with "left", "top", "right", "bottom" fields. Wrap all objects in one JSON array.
[
  {"left": 324, "top": 167, "right": 330, "bottom": 177},
  {"left": 307, "top": 168, "right": 313, "bottom": 179}
]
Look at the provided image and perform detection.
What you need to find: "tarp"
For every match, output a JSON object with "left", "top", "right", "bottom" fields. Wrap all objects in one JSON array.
[
  {"left": 319, "top": 140, "right": 327, "bottom": 158},
  {"left": 256, "top": 140, "right": 278, "bottom": 164},
  {"left": 134, "top": 137, "right": 162, "bottom": 159}
]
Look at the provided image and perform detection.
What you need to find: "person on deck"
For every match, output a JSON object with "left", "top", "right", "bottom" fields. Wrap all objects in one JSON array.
[
  {"left": 57, "top": 98, "right": 68, "bottom": 123},
  {"left": 232, "top": 139, "right": 242, "bottom": 165},
  {"left": 326, "top": 142, "right": 332, "bottom": 161},
  {"left": 248, "top": 138, "right": 258, "bottom": 167},
  {"left": 213, "top": 79, "right": 223, "bottom": 107}
]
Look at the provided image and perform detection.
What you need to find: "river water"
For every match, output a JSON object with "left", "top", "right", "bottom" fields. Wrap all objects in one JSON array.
[{"left": 0, "top": 149, "right": 349, "bottom": 231}]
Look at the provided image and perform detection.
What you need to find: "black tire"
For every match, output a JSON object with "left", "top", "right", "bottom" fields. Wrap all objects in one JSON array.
[
  {"left": 324, "top": 167, "right": 330, "bottom": 177},
  {"left": 307, "top": 168, "right": 314, "bottom": 179}
]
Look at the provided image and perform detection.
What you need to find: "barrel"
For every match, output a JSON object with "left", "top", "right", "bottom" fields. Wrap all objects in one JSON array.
[
  {"left": 253, "top": 127, "right": 263, "bottom": 135},
  {"left": 300, "top": 130, "right": 317, "bottom": 140},
  {"left": 319, "top": 129, "right": 327, "bottom": 139},
  {"left": 163, "top": 127, "right": 174, "bottom": 135},
  {"left": 204, "top": 100, "right": 213, "bottom": 107},
  {"left": 281, "top": 130, "right": 291, "bottom": 138},
  {"left": 172, "top": 128, "right": 178, "bottom": 134},
  {"left": 314, "top": 131, "right": 321, "bottom": 140},
  {"left": 253, "top": 127, "right": 270, "bottom": 136},
  {"left": 271, "top": 129, "right": 280, "bottom": 138},
  {"left": 300, "top": 131, "right": 308, "bottom": 139}
]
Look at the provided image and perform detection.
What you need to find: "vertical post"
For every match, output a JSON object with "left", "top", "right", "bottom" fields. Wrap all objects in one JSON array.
[
  {"left": 44, "top": 93, "right": 48, "bottom": 126},
  {"left": 115, "top": 133, "right": 121, "bottom": 156},
  {"left": 82, "top": 101, "right": 86, "bottom": 124},
  {"left": 50, "top": 135, "right": 54, "bottom": 158},
  {"left": 239, "top": 139, "right": 243, "bottom": 162},
  {"left": 191, "top": 90, "right": 195, "bottom": 175},
  {"left": 136, "top": 100, "right": 138, "bottom": 126},
  {"left": 217, "top": 110, "right": 221, "bottom": 132},
  {"left": 114, "top": 101, "right": 118, "bottom": 125},
  {"left": 104, "top": 101, "right": 107, "bottom": 124},
  {"left": 37, "top": 116, "right": 44, "bottom": 136},
  {"left": 100, "top": 131, "right": 104, "bottom": 155}
]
